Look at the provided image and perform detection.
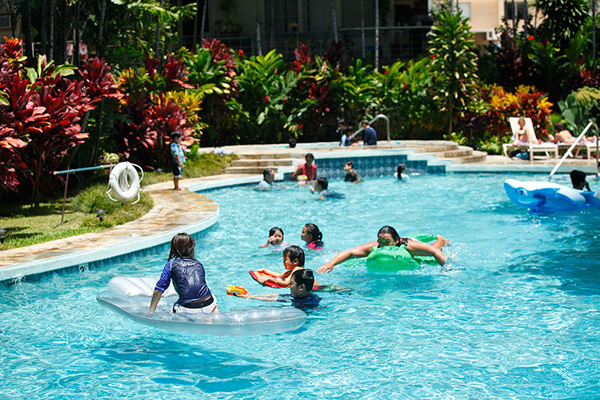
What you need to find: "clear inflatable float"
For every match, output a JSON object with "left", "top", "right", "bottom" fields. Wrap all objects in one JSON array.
[{"left": 97, "top": 277, "right": 307, "bottom": 336}]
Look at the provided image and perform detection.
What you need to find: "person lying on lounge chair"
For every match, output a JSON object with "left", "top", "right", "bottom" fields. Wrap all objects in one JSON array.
[{"left": 548, "top": 122, "right": 597, "bottom": 144}]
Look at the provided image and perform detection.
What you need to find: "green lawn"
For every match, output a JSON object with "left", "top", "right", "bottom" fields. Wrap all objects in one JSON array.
[{"left": 0, "top": 153, "right": 237, "bottom": 251}]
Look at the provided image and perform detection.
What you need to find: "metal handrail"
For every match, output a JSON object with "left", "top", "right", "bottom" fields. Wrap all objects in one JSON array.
[
  {"left": 53, "top": 164, "right": 117, "bottom": 223},
  {"left": 548, "top": 121, "right": 598, "bottom": 179},
  {"left": 350, "top": 114, "right": 391, "bottom": 142}
]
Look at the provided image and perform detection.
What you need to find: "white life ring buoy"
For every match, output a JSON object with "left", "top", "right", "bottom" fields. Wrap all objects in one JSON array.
[{"left": 107, "top": 162, "right": 143, "bottom": 203}]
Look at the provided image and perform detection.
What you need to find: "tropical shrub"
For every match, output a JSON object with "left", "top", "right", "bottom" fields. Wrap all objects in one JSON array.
[
  {"left": 295, "top": 55, "right": 343, "bottom": 141},
  {"left": 469, "top": 84, "right": 553, "bottom": 153},
  {"left": 558, "top": 87, "right": 600, "bottom": 135},
  {"left": 186, "top": 39, "right": 238, "bottom": 145},
  {"left": 25, "top": 61, "right": 94, "bottom": 209},
  {"left": 77, "top": 57, "right": 122, "bottom": 166},
  {"left": 481, "top": 0, "right": 595, "bottom": 103},
  {"left": 0, "top": 126, "right": 26, "bottom": 193},
  {"left": 0, "top": 39, "right": 111, "bottom": 210},
  {"left": 535, "top": 0, "right": 589, "bottom": 50},
  {"left": 114, "top": 52, "right": 195, "bottom": 169},
  {"left": 231, "top": 49, "right": 301, "bottom": 144},
  {"left": 0, "top": 39, "right": 44, "bottom": 193},
  {"left": 372, "top": 58, "right": 437, "bottom": 139},
  {"left": 428, "top": 5, "right": 479, "bottom": 136}
]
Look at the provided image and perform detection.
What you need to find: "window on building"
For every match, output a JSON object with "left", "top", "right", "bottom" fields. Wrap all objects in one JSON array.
[
  {"left": 342, "top": 0, "right": 375, "bottom": 28},
  {"left": 264, "top": 0, "right": 299, "bottom": 33},
  {"left": 458, "top": 3, "right": 471, "bottom": 18},
  {"left": 504, "top": 1, "right": 528, "bottom": 20},
  {"left": 0, "top": 15, "right": 11, "bottom": 29}
]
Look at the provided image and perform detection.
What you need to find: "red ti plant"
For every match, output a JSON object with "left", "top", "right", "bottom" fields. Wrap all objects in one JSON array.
[
  {"left": 0, "top": 76, "right": 48, "bottom": 193},
  {"left": 0, "top": 126, "right": 26, "bottom": 192},
  {"left": 0, "top": 39, "right": 48, "bottom": 193},
  {"left": 78, "top": 57, "right": 122, "bottom": 101},
  {"left": 163, "top": 53, "right": 193, "bottom": 91},
  {"left": 114, "top": 95, "right": 155, "bottom": 168},
  {"left": 114, "top": 93, "right": 193, "bottom": 170},
  {"left": 202, "top": 38, "right": 237, "bottom": 88},
  {"left": 25, "top": 71, "right": 92, "bottom": 209},
  {"left": 291, "top": 43, "right": 314, "bottom": 73},
  {"left": 323, "top": 41, "right": 348, "bottom": 73},
  {"left": 78, "top": 57, "right": 123, "bottom": 164},
  {"left": 145, "top": 93, "right": 194, "bottom": 169}
]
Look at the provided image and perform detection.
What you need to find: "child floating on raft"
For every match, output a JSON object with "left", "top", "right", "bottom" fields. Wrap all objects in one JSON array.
[
  {"left": 233, "top": 269, "right": 321, "bottom": 310},
  {"left": 250, "top": 245, "right": 321, "bottom": 289},
  {"left": 317, "top": 226, "right": 447, "bottom": 274}
]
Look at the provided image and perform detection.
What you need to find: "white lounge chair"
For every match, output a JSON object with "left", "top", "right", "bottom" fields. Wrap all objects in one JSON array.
[{"left": 502, "top": 117, "right": 558, "bottom": 161}]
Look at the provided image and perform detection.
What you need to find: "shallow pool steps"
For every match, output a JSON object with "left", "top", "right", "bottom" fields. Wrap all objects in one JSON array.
[
  {"left": 223, "top": 143, "right": 486, "bottom": 174},
  {"left": 434, "top": 146, "right": 488, "bottom": 164}
]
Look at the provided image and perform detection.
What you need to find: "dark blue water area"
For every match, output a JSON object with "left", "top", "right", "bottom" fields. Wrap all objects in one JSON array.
[{"left": 1, "top": 173, "right": 600, "bottom": 398}]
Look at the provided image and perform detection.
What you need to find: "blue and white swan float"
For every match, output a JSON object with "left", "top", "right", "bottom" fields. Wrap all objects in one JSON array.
[{"left": 504, "top": 179, "right": 600, "bottom": 213}]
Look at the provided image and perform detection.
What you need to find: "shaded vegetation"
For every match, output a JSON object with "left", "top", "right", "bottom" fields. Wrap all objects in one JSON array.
[{"left": 0, "top": 151, "right": 235, "bottom": 250}]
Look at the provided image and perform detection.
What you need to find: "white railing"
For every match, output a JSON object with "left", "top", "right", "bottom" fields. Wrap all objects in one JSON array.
[
  {"left": 548, "top": 121, "right": 599, "bottom": 179},
  {"left": 350, "top": 114, "right": 391, "bottom": 142}
]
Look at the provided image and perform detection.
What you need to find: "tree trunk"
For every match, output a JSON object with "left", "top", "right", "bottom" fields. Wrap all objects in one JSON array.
[
  {"left": 593, "top": 0, "right": 597, "bottom": 68},
  {"left": 360, "top": 0, "right": 365, "bottom": 58},
  {"left": 49, "top": 0, "right": 55, "bottom": 60},
  {"left": 178, "top": 0, "right": 183, "bottom": 48},
  {"left": 523, "top": 0, "right": 528, "bottom": 37},
  {"left": 31, "top": 158, "right": 44, "bottom": 212},
  {"left": 22, "top": 0, "right": 34, "bottom": 62},
  {"left": 156, "top": 0, "right": 163, "bottom": 56},
  {"left": 375, "top": 0, "right": 379, "bottom": 70},
  {"left": 88, "top": 100, "right": 105, "bottom": 166},
  {"left": 331, "top": 0, "right": 338, "bottom": 43},
  {"left": 73, "top": 2, "right": 80, "bottom": 66},
  {"left": 512, "top": 0, "right": 516, "bottom": 36},
  {"left": 97, "top": 0, "right": 106, "bottom": 57},
  {"left": 256, "top": 19, "right": 262, "bottom": 55},
  {"left": 41, "top": 1, "right": 47, "bottom": 56},
  {"left": 201, "top": 0, "right": 208, "bottom": 40}
]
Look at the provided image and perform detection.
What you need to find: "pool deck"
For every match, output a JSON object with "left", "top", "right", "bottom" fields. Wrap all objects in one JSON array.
[{"left": 1, "top": 143, "right": 598, "bottom": 283}]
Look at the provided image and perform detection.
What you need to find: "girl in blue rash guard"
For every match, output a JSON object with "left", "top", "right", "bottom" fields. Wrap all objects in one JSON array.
[{"left": 149, "top": 233, "right": 219, "bottom": 314}]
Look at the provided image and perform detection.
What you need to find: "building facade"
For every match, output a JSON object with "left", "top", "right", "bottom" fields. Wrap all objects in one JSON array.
[{"left": 189, "top": 0, "right": 530, "bottom": 62}]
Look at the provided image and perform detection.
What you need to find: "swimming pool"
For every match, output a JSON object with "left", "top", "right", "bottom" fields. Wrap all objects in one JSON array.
[{"left": 2, "top": 173, "right": 599, "bottom": 398}]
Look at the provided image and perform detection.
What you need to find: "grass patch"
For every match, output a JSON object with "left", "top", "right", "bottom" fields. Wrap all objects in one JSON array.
[
  {"left": 142, "top": 152, "right": 238, "bottom": 186},
  {"left": 0, "top": 152, "right": 236, "bottom": 250},
  {"left": 0, "top": 187, "right": 153, "bottom": 251}
]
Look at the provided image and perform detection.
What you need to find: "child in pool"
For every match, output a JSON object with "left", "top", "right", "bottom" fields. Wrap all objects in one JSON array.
[
  {"left": 259, "top": 227, "right": 290, "bottom": 250},
  {"left": 395, "top": 163, "right": 409, "bottom": 180},
  {"left": 301, "top": 223, "right": 324, "bottom": 250},
  {"left": 570, "top": 170, "right": 591, "bottom": 191},
  {"left": 343, "top": 160, "right": 361, "bottom": 183},
  {"left": 291, "top": 153, "right": 317, "bottom": 183},
  {"left": 311, "top": 177, "right": 345, "bottom": 200},
  {"left": 234, "top": 269, "right": 321, "bottom": 310},
  {"left": 254, "top": 245, "right": 321, "bottom": 287},
  {"left": 149, "top": 233, "right": 218, "bottom": 314}
]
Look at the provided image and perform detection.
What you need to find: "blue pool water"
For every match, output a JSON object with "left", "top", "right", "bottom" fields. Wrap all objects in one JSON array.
[{"left": 2, "top": 173, "right": 600, "bottom": 398}]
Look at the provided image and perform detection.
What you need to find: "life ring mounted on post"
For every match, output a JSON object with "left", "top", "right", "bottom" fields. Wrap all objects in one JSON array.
[{"left": 106, "top": 162, "right": 144, "bottom": 204}]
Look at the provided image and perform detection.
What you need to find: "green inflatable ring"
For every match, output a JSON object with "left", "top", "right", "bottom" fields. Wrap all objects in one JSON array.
[{"left": 365, "top": 233, "right": 439, "bottom": 272}]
